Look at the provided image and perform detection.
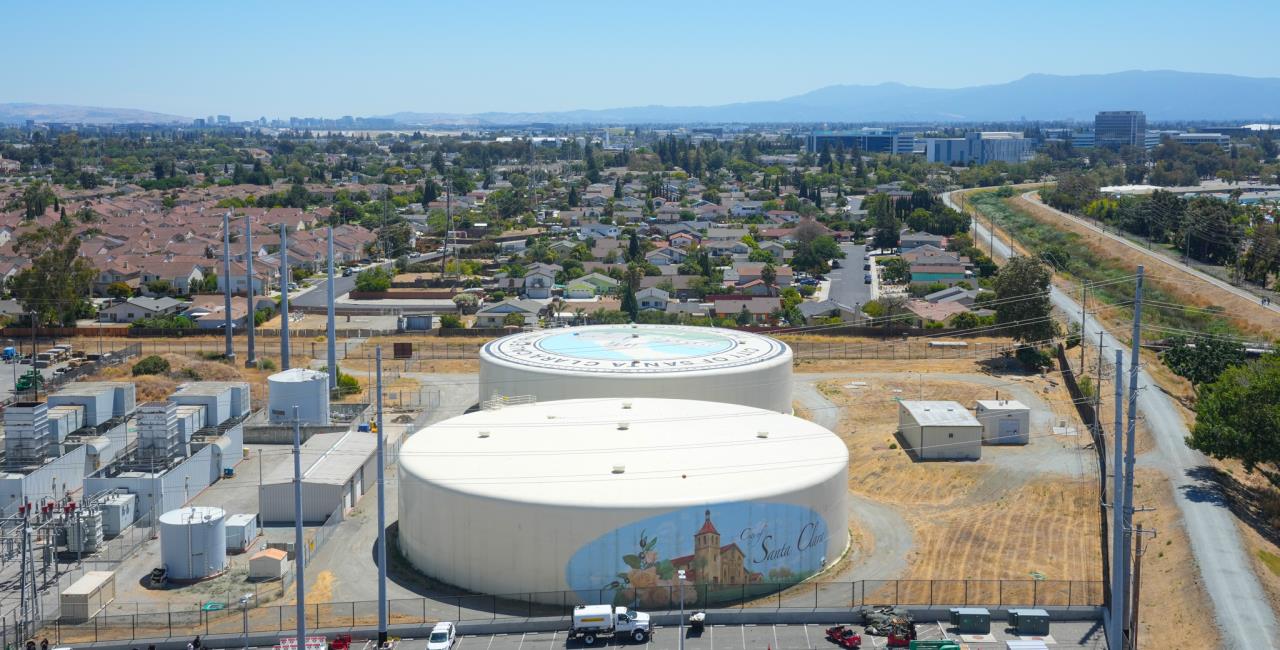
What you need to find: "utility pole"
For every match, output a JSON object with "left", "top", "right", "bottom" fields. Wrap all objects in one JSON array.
[
  {"left": 375, "top": 347, "right": 388, "bottom": 647},
  {"left": 326, "top": 227, "right": 337, "bottom": 391},
  {"left": 292, "top": 406, "right": 306, "bottom": 650},
  {"left": 444, "top": 177, "right": 453, "bottom": 285},
  {"left": 1129, "top": 524, "right": 1156, "bottom": 650},
  {"left": 1108, "top": 349, "right": 1125, "bottom": 650},
  {"left": 1121, "top": 266, "right": 1144, "bottom": 643},
  {"left": 222, "top": 212, "right": 236, "bottom": 361},
  {"left": 1079, "top": 283, "right": 1087, "bottom": 374},
  {"left": 245, "top": 218, "right": 258, "bottom": 368},
  {"left": 280, "top": 224, "right": 291, "bottom": 371}
]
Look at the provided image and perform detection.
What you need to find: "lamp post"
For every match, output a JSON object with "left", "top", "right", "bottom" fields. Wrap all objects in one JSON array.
[
  {"left": 239, "top": 593, "right": 254, "bottom": 650},
  {"left": 677, "top": 569, "right": 686, "bottom": 650}
]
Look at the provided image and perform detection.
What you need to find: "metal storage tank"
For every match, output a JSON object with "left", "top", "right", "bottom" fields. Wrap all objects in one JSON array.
[
  {"left": 479, "top": 324, "right": 794, "bottom": 413},
  {"left": 974, "top": 399, "right": 1031, "bottom": 445},
  {"left": 398, "top": 397, "right": 848, "bottom": 605},
  {"left": 268, "top": 368, "right": 330, "bottom": 425},
  {"left": 159, "top": 506, "right": 228, "bottom": 581}
]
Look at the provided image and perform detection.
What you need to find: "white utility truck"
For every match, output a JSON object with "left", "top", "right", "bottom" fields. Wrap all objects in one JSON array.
[{"left": 569, "top": 604, "right": 651, "bottom": 645}]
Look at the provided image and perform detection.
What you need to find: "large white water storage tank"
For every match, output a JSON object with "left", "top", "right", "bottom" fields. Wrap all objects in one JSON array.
[
  {"left": 268, "top": 368, "right": 331, "bottom": 425},
  {"left": 479, "top": 324, "right": 794, "bottom": 413},
  {"left": 159, "top": 506, "right": 227, "bottom": 581}
]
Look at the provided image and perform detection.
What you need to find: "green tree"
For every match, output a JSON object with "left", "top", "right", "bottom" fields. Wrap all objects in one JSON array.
[
  {"left": 992, "top": 256, "right": 1057, "bottom": 343},
  {"left": 9, "top": 220, "right": 97, "bottom": 325},
  {"left": 761, "top": 264, "right": 777, "bottom": 286},
  {"left": 20, "top": 181, "right": 56, "bottom": 219},
  {"left": 502, "top": 312, "right": 526, "bottom": 327},
  {"left": 1187, "top": 354, "right": 1280, "bottom": 482},
  {"left": 735, "top": 305, "right": 752, "bottom": 326},
  {"left": 146, "top": 279, "right": 173, "bottom": 296},
  {"left": 106, "top": 282, "right": 133, "bottom": 299},
  {"left": 439, "top": 313, "right": 463, "bottom": 329},
  {"left": 1161, "top": 335, "right": 1246, "bottom": 386},
  {"left": 355, "top": 267, "right": 392, "bottom": 292}
]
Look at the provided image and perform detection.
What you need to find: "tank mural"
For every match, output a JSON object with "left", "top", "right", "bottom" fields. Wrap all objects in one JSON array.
[{"left": 566, "top": 502, "right": 830, "bottom": 607}]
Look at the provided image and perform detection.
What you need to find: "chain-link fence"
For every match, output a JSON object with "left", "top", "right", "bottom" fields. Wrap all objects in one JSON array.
[{"left": 32, "top": 578, "right": 1102, "bottom": 644}]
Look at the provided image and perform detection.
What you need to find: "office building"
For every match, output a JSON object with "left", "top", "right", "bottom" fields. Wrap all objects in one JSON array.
[
  {"left": 925, "top": 132, "right": 1036, "bottom": 165},
  {"left": 1175, "top": 132, "right": 1231, "bottom": 151},
  {"left": 1095, "top": 111, "right": 1146, "bottom": 149},
  {"left": 807, "top": 129, "right": 914, "bottom": 155}
]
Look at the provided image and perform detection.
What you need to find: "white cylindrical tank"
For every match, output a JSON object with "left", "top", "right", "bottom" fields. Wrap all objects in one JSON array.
[
  {"left": 268, "top": 369, "right": 330, "bottom": 425},
  {"left": 398, "top": 398, "right": 848, "bottom": 606},
  {"left": 479, "top": 325, "right": 794, "bottom": 413},
  {"left": 159, "top": 506, "right": 227, "bottom": 581}
]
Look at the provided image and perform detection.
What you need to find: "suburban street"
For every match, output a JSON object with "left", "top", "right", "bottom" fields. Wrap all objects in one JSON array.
[
  {"left": 292, "top": 255, "right": 438, "bottom": 311},
  {"left": 946, "top": 190, "right": 1280, "bottom": 648},
  {"left": 824, "top": 242, "right": 872, "bottom": 308}
]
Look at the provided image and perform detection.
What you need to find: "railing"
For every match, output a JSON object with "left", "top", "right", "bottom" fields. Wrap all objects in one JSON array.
[{"left": 37, "top": 579, "right": 1103, "bottom": 644}]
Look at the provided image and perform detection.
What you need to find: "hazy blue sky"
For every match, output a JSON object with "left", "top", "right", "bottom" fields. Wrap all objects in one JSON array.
[{"left": 5, "top": 0, "right": 1274, "bottom": 118}]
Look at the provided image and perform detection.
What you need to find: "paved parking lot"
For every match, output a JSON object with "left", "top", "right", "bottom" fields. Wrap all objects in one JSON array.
[{"left": 390, "top": 621, "right": 1105, "bottom": 650}]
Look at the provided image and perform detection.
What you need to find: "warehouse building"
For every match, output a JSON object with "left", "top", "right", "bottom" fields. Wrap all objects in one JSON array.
[
  {"left": 898, "top": 400, "right": 983, "bottom": 460},
  {"left": 974, "top": 399, "right": 1031, "bottom": 445},
  {"left": 258, "top": 431, "right": 377, "bottom": 524}
]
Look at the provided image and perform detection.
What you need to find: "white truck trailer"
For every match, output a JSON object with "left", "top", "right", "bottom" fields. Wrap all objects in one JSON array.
[{"left": 569, "top": 604, "right": 651, "bottom": 645}]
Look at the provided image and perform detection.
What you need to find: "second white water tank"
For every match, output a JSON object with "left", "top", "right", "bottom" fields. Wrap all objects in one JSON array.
[
  {"left": 268, "top": 368, "right": 330, "bottom": 425},
  {"left": 159, "top": 506, "right": 227, "bottom": 581}
]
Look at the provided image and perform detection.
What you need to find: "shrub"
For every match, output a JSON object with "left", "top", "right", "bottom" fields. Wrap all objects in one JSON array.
[
  {"left": 258, "top": 358, "right": 277, "bottom": 371},
  {"left": 1015, "top": 346, "right": 1053, "bottom": 372},
  {"left": 439, "top": 314, "right": 463, "bottom": 329},
  {"left": 336, "top": 372, "right": 360, "bottom": 395},
  {"left": 132, "top": 355, "right": 170, "bottom": 376},
  {"left": 355, "top": 267, "right": 392, "bottom": 292}
]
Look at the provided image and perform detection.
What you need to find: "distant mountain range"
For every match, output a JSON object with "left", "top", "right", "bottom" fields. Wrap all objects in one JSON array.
[
  {"left": 0, "top": 102, "right": 187, "bottom": 125},
  {"left": 384, "top": 71, "right": 1280, "bottom": 125},
  {"left": 7, "top": 71, "right": 1280, "bottom": 126}
]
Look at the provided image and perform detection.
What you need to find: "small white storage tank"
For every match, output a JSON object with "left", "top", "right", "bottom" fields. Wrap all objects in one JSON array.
[
  {"left": 60, "top": 570, "right": 115, "bottom": 622},
  {"left": 99, "top": 493, "right": 137, "bottom": 537},
  {"left": 225, "top": 513, "right": 259, "bottom": 553},
  {"left": 974, "top": 399, "right": 1031, "bottom": 445},
  {"left": 159, "top": 506, "right": 227, "bottom": 581},
  {"left": 268, "top": 369, "right": 330, "bottom": 425},
  {"left": 248, "top": 548, "right": 289, "bottom": 581}
]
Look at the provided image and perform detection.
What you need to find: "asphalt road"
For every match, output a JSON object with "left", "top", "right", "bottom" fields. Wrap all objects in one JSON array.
[
  {"left": 945, "top": 190, "right": 1279, "bottom": 648},
  {"left": 825, "top": 243, "right": 871, "bottom": 308},
  {"left": 292, "top": 255, "right": 440, "bottom": 310}
]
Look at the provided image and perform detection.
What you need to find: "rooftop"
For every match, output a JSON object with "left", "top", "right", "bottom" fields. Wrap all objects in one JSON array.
[
  {"left": 400, "top": 397, "right": 846, "bottom": 507},
  {"left": 261, "top": 430, "right": 376, "bottom": 487},
  {"left": 900, "top": 400, "right": 982, "bottom": 427}
]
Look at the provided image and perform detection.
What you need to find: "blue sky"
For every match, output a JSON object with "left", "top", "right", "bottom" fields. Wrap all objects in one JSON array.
[{"left": 4, "top": 0, "right": 1275, "bottom": 118}]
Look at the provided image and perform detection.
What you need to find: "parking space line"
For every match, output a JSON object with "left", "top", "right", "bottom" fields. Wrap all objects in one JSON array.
[
  {"left": 740, "top": 625, "right": 746, "bottom": 650},
  {"left": 548, "top": 631, "right": 557, "bottom": 650},
  {"left": 802, "top": 624, "right": 811, "bottom": 649},
  {"left": 485, "top": 635, "right": 495, "bottom": 650},
  {"left": 773, "top": 625, "right": 779, "bottom": 650},
  {"left": 709, "top": 621, "right": 714, "bottom": 650},
  {"left": 518, "top": 632, "right": 526, "bottom": 650}
]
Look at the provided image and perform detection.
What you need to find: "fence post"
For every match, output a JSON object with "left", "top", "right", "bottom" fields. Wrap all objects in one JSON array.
[
  {"left": 1068, "top": 581, "right": 1073, "bottom": 607},
  {"left": 492, "top": 595, "right": 496, "bottom": 621},
  {"left": 928, "top": 581, "right": 933, "bottom": 607},
  {"left": 998, "top": 581, "right": 1003, "bottom": 609},
  {"left": 1033, "top": 580, "right": 1038, "bottom": 606},
  {"left": 964, "top": 580, "right": 968, "bottom": 606},
  {"left": 133, "top": 614, "right": 136, "bottom": 639},
  {"left": 894, "top": 580, "right": 899, "bottom": 605}
]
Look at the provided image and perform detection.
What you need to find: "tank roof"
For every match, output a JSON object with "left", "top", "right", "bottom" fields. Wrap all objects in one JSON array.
[
  {"left": 159, "top": 506, "right": 225, "bottom": 525},
  {"left": 269, "top": 368, "right": 328, "bottom": 383},
  {"left": 480, "top": 324, "right": 790, "bottom": 376},
  {"left": 400, "top": 397, "right": 846, "bottom": 507}
]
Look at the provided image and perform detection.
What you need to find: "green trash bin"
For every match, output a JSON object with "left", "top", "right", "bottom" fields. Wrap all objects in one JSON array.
[
  {"left": 1008, "top": 608, "right": 1051, "bottom": 635},
  {"left": 948, "top": 607, "right": 991, "bottom": 634}
]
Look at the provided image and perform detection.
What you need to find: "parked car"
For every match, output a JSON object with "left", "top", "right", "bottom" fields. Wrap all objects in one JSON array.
[
  {"left": 863, "top": 263, "right": 871, "bottom": 271},
  {"left": 342, "top": 267, "right": 354, "bottom": 277},
  {"left": 427, "top": 622, "right": 457, "bottom": 650},
  {"left": 864, "top": 274, "right": 872, "bottom": 284}
]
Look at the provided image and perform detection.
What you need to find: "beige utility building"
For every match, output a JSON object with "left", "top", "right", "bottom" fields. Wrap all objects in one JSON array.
[
  {"left": 974, "top": 399, "right": 1031, "bottom": 445},
  {"left": 898, "top": 400, "right": 983, "bottom": 460}
]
